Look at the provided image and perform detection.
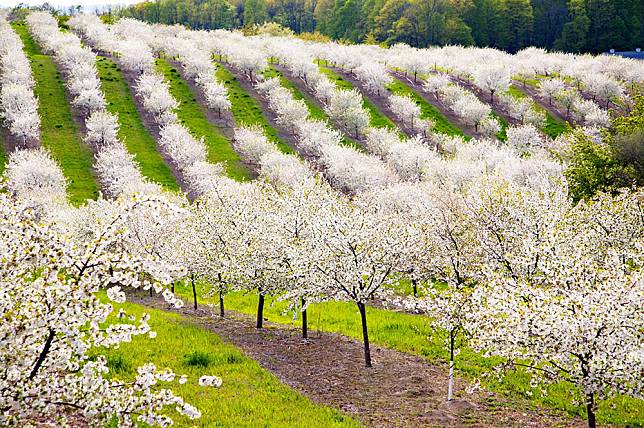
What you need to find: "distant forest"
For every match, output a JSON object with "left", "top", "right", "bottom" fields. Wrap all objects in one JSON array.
[{"left": 119, "top": 0, "right": 644, "bottom": 54}]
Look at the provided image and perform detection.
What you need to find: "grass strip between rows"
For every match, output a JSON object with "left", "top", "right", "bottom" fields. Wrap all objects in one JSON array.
[{"left": 13, "top": 21, "right": 99, "bottom": 205}]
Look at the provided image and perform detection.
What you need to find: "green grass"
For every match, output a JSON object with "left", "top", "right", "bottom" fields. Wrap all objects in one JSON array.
[
  {"left": 102, "top": 299, "right": 359, "bottom": 427},
  {"left": 0, "top": 131, "right": 7, "bottom": 175},
  {"left": 387, "top": 78, "right": 468, "bottom": 139},
  {"left": 319, "top": 66, "right": 398, "bottom": 130},
  {"left": 214, "top": 62, "right": 294, "bottom": 155},
  {"left": 96, "top": 56, "right": 179, "bottom": 191},
  {"left": 508, "top": 85, "right": 569, "bottom": 139},
  {"left": 263, "top": 66, "right": 361, "bottom": 149},
  {"left": 155, "top": 58, "right": 252, "bottom": 181},
  {"left": 174, "top": 281, "right": 644, "bottom": 426},
  {"left": 13, "top": 22, "right": 99, "bottom": 205},
  {"left": 492, "top": 112, "right": 508, "bottom": 141}
]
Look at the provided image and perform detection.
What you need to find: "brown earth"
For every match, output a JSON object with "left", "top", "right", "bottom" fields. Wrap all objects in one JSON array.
[{"left": 132, "top": 293, "right": 584, "bottom": 428}]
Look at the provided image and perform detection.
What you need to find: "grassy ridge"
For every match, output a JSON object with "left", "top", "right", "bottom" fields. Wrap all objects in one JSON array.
[
  {"left": 319, "top": 66, "right": 398, "bottom": 130},
  {"left": 175, "top": 282, "right": 644, "bottom": 426},
  {"left": 13, "top": 22, "right": 99, "bottom": 205},
  {"left": 156, "top": 58, "right": 252, "bottom": 181},
  {"left": 96, "top": 56, "right": 179, "bottom": 191},
  {"left": 387, "top": 78, "right": 468, "bottom": 138},
  {"left": 0, "top": 131, "right": 7, "bottom": 175},
  {"left": 264, "top": 66, "right": 361, "bottom": 149},
  {"left": 508, "top": 85, "right": 569, "bottom": 139},
  {"left": 103, "top": 300, "right": 359, "bottom": 427},
  {"left": 214, "top": 62, "right": 294, "bottom": 155}
]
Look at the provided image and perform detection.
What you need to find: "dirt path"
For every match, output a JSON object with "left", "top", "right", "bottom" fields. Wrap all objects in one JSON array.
[
  {"left": 0, "top": 122, "right": 39, "bottom": 154},
  {"left": 328, "top": 66, "right": 421, "bottom": 139},
  {"left": 132, "top": 293, "right": 583, "bottom": 428},
  {"left": 392, "top": 71, "right": 480, "bottom": 139}
]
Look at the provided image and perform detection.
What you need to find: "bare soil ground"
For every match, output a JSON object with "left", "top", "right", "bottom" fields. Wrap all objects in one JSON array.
[
  {"left": 0, "top": 123, "right": 39, "bottom": 154},
  {"left": 132, "top": 293, "right": 584, "bottom": 428},
  {"left": 391, "top": 71, "right": 480, "bottom": 140}
]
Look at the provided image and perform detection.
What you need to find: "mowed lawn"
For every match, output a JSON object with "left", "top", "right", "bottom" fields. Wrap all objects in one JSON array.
[
  {"left": 102, "top": 299, "right": 359, "bottom": 428},
  {"left": 156, "top": 58, "right": 252, "bottom": 181},
  {"left": 174, "top": 281, "right": 644, "bottom": 427},
  {"left": 215, "top": 62, "right": 294, "bottom": 155},
  {"left": 97, "top": 56, "right": 179, "bottom": 191},
  {"left": 13, "top": 21, "right": 99, "bottom": 205}
]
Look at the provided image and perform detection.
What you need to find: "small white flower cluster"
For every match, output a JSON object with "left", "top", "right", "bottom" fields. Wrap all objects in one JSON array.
[
  {"left": 234, "top": 126, "right": 312, "bottom": 189},
  {"left": 198, "top": 375, "right": 223, "bottom": 387}
]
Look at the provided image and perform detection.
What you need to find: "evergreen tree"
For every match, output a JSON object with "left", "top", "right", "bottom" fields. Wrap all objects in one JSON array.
[
  {"left": 244, "top": 0, "right": 269, "bottom": 26},
  {"left": 555, "top": 0, "right": 590, "bottom": 52},
  {"left": 531, "top": 0, "right": 568, "bottom": 49},
  {"left": 504, "top": 0, "right": 533, "bottom": 52}
]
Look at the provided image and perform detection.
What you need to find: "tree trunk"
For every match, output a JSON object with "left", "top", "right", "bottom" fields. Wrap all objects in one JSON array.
[
  {"left": 357, "top": 301, "right": 372, "bottom": 368},
  {"left": 256, "top": 294, "right": 265, "bottom": 329},
  {"left": 191, "top": 273, "right": 197, "bottom": 310},
  {"left": 447, "top": 329, "right": 455, "bottom": 401},
  {"left": 412, "top": 278, "right": 418, "bottom": 298},
  {"left": 219, "top": 288, "right": 225, "bottom": 318},
  {"left": 171, "top": 282, "right": 175, "bottom": 294},
  {"left": 586, "top": 393, "right": 596, "bottom": 428},
  {"left": 301, "top": 296, "right": 308, "bottom": 340},
  {"left": 29, "top": 328, "right": 55, "bottom": 380}
]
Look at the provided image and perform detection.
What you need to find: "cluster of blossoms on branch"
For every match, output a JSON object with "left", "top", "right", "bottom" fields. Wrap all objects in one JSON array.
[{"left": 0, "top": 190, "right": 223, "bottom": 427}]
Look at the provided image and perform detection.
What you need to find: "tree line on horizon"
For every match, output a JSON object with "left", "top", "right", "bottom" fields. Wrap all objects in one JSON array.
[{"left": 116, "top": 0, "right": 644, "bottom": 54}]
